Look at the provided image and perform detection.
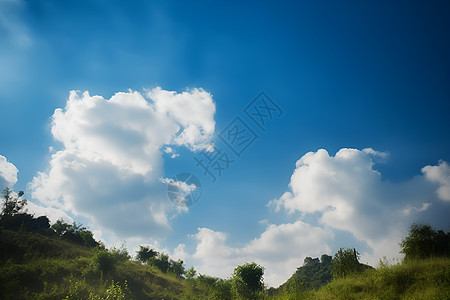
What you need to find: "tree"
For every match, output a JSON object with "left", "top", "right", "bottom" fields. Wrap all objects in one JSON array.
[
  {"left": 185, "top": 266, "right": 197, "bottom": 279},
  {"left": 0, "top": 188, "right": 52, "bottom": 233},
  {"left": 51, "top": 219, "right": 71, "bottom": 236},
  {"left": 136, "top": 245, "right": 158, "bottom": 263},
  {"left": 232, "top": 262, "right": 264, "bottom": 299},
  {"left": 331, "top": 248, "right": 362, "bottom": 279},
  {"left": 169, "top": 259, "right": 185, "bottom": 276},
  {"left": 281, "top": 254, "right": 333, "bottom": 292},
  {"left": 400, "top": 223, "right": 450, "bottom": 260},
  {"left": 1, "top": 187, "right": 27, "bottom": 218},
  {"left": 148, "top": 253, "right": 171, "bottom": 273},
  {"left": 51, "top": 220, "right": 99, "bottom": 248}
]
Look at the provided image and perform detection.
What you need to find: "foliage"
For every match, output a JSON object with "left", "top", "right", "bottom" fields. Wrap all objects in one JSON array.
[
  {"left": 0, "top": 229, "right": 209, "bottom": 299},
  {"left": 1, "top": 189, "right": 98, "bottom": 248},
  {"left": 88, "top": 281, "right": 130, "bottom": 300},
  {"left": 232, "top": 262, "right": 264, "bottom": 299},
  {"left": 148, "top": 253, "right": 170, "bottom": 273},
  {"left": 92, "top": 249, "right": 118, "bottom": 274},
  {"left": 3, "top": 200, "right": 450, "bottom": 300},
  {"left": 280, "top": 254, "right": 333, "bottom": 292},
  {"left": 187, "top": 274, "right": 232, "bottom": 300},
  {"left": 52, "top": 219, "right": 99, "bottom": 248},
  {"left": 143, "top": 251, "right": 186, "bottom": 276},
  {"left": 185, "top": 266, "right": 197, "bottom": 279},
  {"left": 1, "top": 187, "right": 27, "bottom": 217},
  {"left": 0, "top": 188, "right": 52, "bottom": 234},
  {"left": 91, "top": 246, "right": 130, "bottom": 275},
  {"left": 135, "top": 245, "right": 158, "bottom": 263},
  {"left": 331, "top": 248, "right": 365, "bottom": 279},
  {"left": 170, "top": 258, "right": 185, "bottom": 277},
  {"left": 212, "top": 278, "right": 233, "bottom": 299},
  {"left": 400, "top": 223, "right": 450, "bottom": 260},
  {"left": 309, "top": 257, "right": 450, "bottom": 299},
  {"left": 0, "top": 213, "right": 52, "bottom": 233}
]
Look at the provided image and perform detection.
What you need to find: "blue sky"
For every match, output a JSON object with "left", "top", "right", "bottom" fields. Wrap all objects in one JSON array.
[{"left": 1, "top": 0, "right": 450, "bottom": 286}]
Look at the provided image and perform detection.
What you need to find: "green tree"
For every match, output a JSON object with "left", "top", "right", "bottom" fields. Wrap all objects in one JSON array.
[
  {"left": 331, "top": 248, "right": 362, "bottom": 279},
  {"left": 169, "top": 259, "right": 185, "bottom": 276},
  {"left": 400, "top": 223, "right": 450, "bottom": 260},
  {"left": 93, "top": 248, "right": 117, "bottom": 274},
  {"left": 280, "top": 254, "right": 333, "bottom": 293},
  {"left": 232, "top": 262, "right": 264, "bottom": 299},
  {"left": 51, "top": 219, "right": 71, "bottom": 236},
  {"left": 52, "top": 220, "right": 99, "bottom": 248},
  {"left": 185, "top": 266, "right": 197, "bottom": 279},
  {"left": 148, "top": 253, "right": 171, "bottom": 273},
  {"left": 1, "top": 187, "right": 27, "bottom": 217},
  {"left": 92, "top": 246, "right": 129, "bottom": 275},
  {"left": 136, "top": 245, "right": 158, "bottom": 263}
]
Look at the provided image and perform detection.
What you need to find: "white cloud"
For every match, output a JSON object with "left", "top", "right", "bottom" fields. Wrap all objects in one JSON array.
[
  {"left": 422, "top": 160, "right": 450, "bottom": 201},
  {"left": 271, "top": 148, "right": 450, "bottom": 267},
  {"left": 30, "top": 88, "right": 215, "bottom": 240},
  {"left": 0, "top": 154, "right": 18, "bottom": 189},
  {"left": 25, "top": 200, "right": 74, "bottom": 224},
  {"left": 190, "top": 221, "right": 333, "bottom": 287},
  {"left": 0, "top": 154, "right": 75, "bottom": 224},
  {"left": 164, "top": 146, "right": 179, "bottom": 158},
  {"left": 173, "top": 148, "right": 450, "bottom": 287},
  {"left": 401, "top": 202, "right": 432, "bottom": 216},
  {"left": 148, "top": 87, "right": 215, "bottom": 151}
]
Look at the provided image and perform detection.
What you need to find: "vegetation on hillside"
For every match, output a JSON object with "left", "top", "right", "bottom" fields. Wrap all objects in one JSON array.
[{"left": 1, "top": 187, "right": 450, "bottom": 299}]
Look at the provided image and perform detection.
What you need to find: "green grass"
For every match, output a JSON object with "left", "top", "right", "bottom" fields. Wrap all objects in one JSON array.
[
  {"left": 2, "top": 229, "right": 449, "bottom": 299},
  {"left": 0, "top": 229, "right": 211, "bottom": 299},
  {"left": 274, "top": 258, "right": 450, "bottom": 299}
]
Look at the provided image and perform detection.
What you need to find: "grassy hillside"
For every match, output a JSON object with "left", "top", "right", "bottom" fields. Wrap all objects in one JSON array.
[
  {"left": 2, "top": 226, "right": 449, "bottom": 299},
  {"left": 0, "top": 229, "right": 212, "bottom": 299},
  {"left": 275, "top": 257, "right": 450, "bottom": 299}
]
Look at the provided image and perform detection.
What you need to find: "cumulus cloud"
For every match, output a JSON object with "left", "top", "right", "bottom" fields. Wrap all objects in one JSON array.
[
  {"left": 190, "top": 221, "right": 333, "bottom": 287},
  {"left": 271, "top": 148, "right": 450, "bottom": 266},
  {"left": 423, "top": 160, "right": 450, "bottom": 201},
  {"left": 26, "top": 200, "right": 74, "bottom": 224},
  {"left": 30, "top": 88, "right": 215, "bottom": 240},
  {"left": 0, "top": 154, "right": 76, "bottom": 223},
  {"left": 173, "top": 148, "right": 450, "bottom": 287},
  {"left": 148, "top": 87, "right": 215, "bottom": 151},
  {"left": 0, "top": 154, "right": 18, "bottom": 189}
]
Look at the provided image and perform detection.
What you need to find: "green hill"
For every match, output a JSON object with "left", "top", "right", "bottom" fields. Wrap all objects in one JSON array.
[
  {"left": 1, "top": 190, "right": 449, "bottom": 299},
  {"left": 274, "top": 257, "right": 450, "bottom": 299},
  {"left": 0, "top": 228, "right": 214, "bottom": 299},
  {"left": 2, "top": 228, "right": 450, "bottom": 299}
]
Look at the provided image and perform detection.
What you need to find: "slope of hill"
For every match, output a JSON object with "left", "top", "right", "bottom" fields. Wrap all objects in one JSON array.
[
  {"left": 2, "top": 227, "right": 450, "bottom": 299},
  {"left": 275, "top": 257, "right": 450, "bottom": 299},
  {"left": 0, "top": 229, "right": 211, "bottom": 299}
]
